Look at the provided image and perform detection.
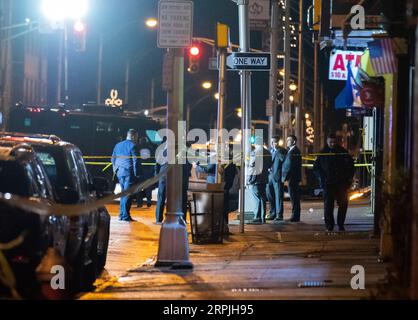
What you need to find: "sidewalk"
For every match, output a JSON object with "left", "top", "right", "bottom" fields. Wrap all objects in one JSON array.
[{"left": 80, "top": 199, "right": 389, "bottom": 300}]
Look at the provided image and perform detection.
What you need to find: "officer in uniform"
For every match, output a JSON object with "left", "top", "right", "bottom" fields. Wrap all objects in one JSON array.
[{"left": 112, "top": 129, "right": 140, "bottom": 222}]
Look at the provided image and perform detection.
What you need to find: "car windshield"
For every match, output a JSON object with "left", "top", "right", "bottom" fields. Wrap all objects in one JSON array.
[
  {"left": 0, "top": 160, "right": 31, "bottom": 197},
  {"left": 34, "top": 147, "right": 77, "bottom": 194}
]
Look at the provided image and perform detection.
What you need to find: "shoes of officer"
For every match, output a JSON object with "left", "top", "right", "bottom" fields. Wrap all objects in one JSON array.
[
  {"left": 325, "top": 226, "right": 346, "bottom": 232},
  {"left": 119, "top": 217, "right": 137, "bottom": 222}
]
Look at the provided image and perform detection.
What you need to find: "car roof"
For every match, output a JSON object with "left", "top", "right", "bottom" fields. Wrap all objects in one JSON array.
[
  {"left": 0, "top": 132, "right": 76, "bottom": 150},
  {"left": 0, "top": 142, "right": 36, "bottom": 162}
]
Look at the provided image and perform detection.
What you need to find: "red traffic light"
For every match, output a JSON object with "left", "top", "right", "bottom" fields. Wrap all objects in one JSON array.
[
  {"left": 189, "top": 46, "right": 200, "bottom": 57},
  {"left": 73, "top": 21, "right": 86, "bottom": 33}
]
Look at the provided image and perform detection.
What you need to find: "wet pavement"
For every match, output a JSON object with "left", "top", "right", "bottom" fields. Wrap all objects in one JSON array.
[{"left": 79, "top": 199, "right": 389, "bottom": 300}]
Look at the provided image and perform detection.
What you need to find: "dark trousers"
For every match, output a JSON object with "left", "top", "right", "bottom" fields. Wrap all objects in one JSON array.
[
  {"left": 155, "top": 180, "right": 166, "bottom": 223},
  {"left": 250, "top": 184, "right": 267, "bottom": 222},
  {"left": 323, "top": 184, "right": 349, "bottom": 230},
  {"left": 288, "top": 179, "right": 301, "bottom": 221},
  {"left": 182, "top": 184, "right": 188, "bottom": 222},
  {"left": 137, "top": 187, "right": 152, "bottom": 206},
  {"left": 266, "top": 177, "right": 284, "bottom": 218},
  {"left": 118, "top": 175, "right": 135, "bottom": 220}
]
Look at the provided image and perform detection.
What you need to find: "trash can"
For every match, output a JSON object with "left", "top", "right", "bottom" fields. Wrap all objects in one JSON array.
[{"left": 189, "top": 184, "right": 225, "bottom": 244}]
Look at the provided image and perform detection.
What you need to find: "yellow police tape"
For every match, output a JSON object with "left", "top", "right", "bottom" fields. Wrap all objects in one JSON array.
[
  {"left": 84, "top": 159, "right": 373, "bottom": 170},
  {"left": 0, "top": 166, "right": 169, "bottom": 218}
]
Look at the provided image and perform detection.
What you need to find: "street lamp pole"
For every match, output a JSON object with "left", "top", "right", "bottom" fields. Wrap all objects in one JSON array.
[
  {"left": 63, "top": 22, "right": 69, "bottom": 101},
  {"left": 97, "top": 34, "right": 103, "bottom": 104}
]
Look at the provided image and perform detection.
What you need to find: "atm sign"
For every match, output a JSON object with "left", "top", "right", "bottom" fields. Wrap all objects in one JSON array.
[{"left": 329, "top": 50, "right": 364, "bottom": 81}]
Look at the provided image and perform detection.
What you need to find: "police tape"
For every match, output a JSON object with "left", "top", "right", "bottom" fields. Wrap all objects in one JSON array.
[
  {"left": 0, "top": 236, "right": 22, "bottom": 299},
  {"left": 0, "top": 234, "right": 25, "bottom": 251},
  {"left": 0, "top": 166, "right": 170, "bottom": 218}
]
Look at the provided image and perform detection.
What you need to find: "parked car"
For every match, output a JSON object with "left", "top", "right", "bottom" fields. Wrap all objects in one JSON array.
[
  {"left": 0, "top": 142, "right": 69, "bottom": 298},
  {"left": 0, "top": 132, "right": 111, "bottom": 292}
]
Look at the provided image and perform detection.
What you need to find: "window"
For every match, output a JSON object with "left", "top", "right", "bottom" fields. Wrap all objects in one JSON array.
[
  {"left": 146, "top": 130, "right": 162, "bottom": 144},
  {"left": 96, "top": 121, "right": 114, "bottom": 133},
  {"left": 37, "top": 152, "right": 57, "bottom": 188},
  {"left": 24, "top": 117, "right": 31, "bottom": 127},
  {"left": 0, "top": 161, "right": 30, "bottom": 197}
]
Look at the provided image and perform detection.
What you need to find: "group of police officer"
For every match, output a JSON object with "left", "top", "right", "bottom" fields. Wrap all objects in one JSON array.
[
  {"left": 248, "top": 133, "right": 355, "bottom": 232},
  {"left": 112, "top": 129, "right": 355, "bottom": 232}
]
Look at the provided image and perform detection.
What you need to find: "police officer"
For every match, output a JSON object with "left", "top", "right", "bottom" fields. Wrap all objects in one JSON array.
[
  {"left": 266, "top": 136, "right": 287, "bottom": 221},
  {"left": 248, "top": 136, "right": 272, "bottom": 224},
  {"left": 313, "top": 133, "right": 355, "bottom": 232},
  {"left": 112, "top": 129, "right": 140, "bottom": 222},
  {"left": 281, "top": 135, "right": 302, "bottom": 222},
  {"left": 136, "top": 137, "right": 154, "bottom": 208},
  {"left": 155, "top": 145, "right": 168, "bottom": 224}
]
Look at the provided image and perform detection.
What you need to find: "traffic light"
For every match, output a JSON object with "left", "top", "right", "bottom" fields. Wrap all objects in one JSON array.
[
  {"left": 188, "top": 45, "right": 200, "bottom": 74},
  {"left": 73, "top": 20, "right": 86, "bottom": 52}
]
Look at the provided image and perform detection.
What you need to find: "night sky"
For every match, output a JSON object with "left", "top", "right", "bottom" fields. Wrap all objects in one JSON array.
[
  {"left": 45, "top": 0, "right": 273, "bottom": 131},
  {"left": 13, "top": 0, "right": 344, "bottom": 134}
]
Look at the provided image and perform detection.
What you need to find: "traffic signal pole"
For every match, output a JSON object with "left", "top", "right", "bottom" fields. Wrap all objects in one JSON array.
[
  {"left": 234, "top": 0, "right": 251, "bottom": 234},
  {"left": 216, "top": 48, "right": 226, "bottom": 183}
]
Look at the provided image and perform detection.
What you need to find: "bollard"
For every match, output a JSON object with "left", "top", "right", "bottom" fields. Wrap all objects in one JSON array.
[{"left": 155, "top": 212, "right": 193, "bottom": 269}]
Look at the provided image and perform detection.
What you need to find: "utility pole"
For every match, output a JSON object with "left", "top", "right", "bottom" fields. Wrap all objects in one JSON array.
[
  {"left": 97, "top": 35, "right": 103, "bottom": 104},
  {"left": 234, "top": 0, "right": 251, "bottom": 234},
  {"left": 268, "top": 0, "right": 279, "bottom": 143},
  {"left": 215, "top": 22, "right": 229, "bottom": 183},
  {"left": 150, "top": 78, "right": 155, "bottom": 110},
  {"left": 64, "top": 23, "right": 69, "bottom": 102},
  {"left": 284, "top": 0, "right": 291, "bottom": 137},
  {"left": 296, "top": 0, "right": 304, "bottom": 148},
  {"left": 155, "top": 0, "right": 193, "bottom": 269},
  {"left": 313, "top": 40, "right": 320, "bottom": 151},
  {"left": 0, "top": 0, "right": 12, "bottom": 130},
  {"left": 124, "top": 59, "right": 130, "bottom": 105}
]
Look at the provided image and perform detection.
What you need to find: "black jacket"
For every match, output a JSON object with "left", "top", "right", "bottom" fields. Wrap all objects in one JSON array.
[
  {"left": 269, "top": 147, "right": 287, "bottom": 182},
  {"left": 282, "top": 146, "right": 302, "bottom": 183},
  {"left": 313, "top": 145, "right": 355, "bottom": 187},
  {"left": 248, "top": 147, "right": 272, "bottom": 185}
]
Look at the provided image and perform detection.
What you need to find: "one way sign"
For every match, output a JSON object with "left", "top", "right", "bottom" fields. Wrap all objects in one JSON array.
[{"left": 226, "top": 52, "right": 271, "bottom": 71}]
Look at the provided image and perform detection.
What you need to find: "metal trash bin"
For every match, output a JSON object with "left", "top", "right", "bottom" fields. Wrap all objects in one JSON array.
[{"left": 189, "top": 184, "right": 225, "bottom": 244}]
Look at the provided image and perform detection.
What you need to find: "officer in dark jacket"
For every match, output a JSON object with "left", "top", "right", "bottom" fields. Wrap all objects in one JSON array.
[
  {"left": 282, "top": 135, "right": 302, "bottom": 222},
  {"left": 266, "top": 136, "right": 287, "bottom": 221},
  {"left": 137, "top": 137, "right": 154, "bottom": 208},
  {"left": 112, "top": 129, "right": 140, "bottom": 222},
  {"left": 155, "top": 145, "right": 168, "bottom": 224},
  {"left": 313, "top": 133, "right": 355, "bottom": 231},
  {"left": 248, "top": 137, "right": 272, "bottom": 224}
]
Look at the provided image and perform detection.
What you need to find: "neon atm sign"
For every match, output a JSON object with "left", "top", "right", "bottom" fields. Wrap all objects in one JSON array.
[{"left": 329, "top": 50, "right": 364, "bottom": 81}]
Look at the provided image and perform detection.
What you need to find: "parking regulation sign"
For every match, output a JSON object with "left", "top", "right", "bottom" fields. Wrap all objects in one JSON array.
[
  {"left": 226, "top": 52, "right": 271, "bottom": 71},
  {"left": 157, "top": 0, "right": 193, "bottom": 48}
]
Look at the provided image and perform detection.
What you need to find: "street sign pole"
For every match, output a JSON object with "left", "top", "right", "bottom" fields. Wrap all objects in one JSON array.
[
  {"left": 216, "top": 48, "right": 227, "bottom": 184},
  {"left": 236, "top": 0, "right": 251, "bottom": 234},
  {"left": 156, "top": 0, "right": 193, "bottom": 269}
]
